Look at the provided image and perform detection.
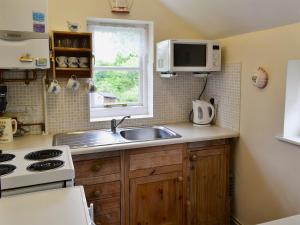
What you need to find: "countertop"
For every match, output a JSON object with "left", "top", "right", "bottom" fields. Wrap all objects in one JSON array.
[
  {"left": 0, "top": 122, "right": 239, "bottom": 155},
  {"left": 0, "top": 186, "right": 91, "bottom": 225},
  {"left": 258, "top": 215, "right": 300, "bottom": 225}
]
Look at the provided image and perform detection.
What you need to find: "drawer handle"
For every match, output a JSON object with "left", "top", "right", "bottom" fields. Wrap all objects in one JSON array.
[
  {"left": 94, "top": 191, "right": 101, "bottom": 198},
  {"left": 190, "top": 154, "right": 198, "bottom": 161},
  {"left": 177, "top": 176, "right": 183, "bottom": 182},
  {"left": 90, "top": 164, "right": 101, "bottom": 172}
]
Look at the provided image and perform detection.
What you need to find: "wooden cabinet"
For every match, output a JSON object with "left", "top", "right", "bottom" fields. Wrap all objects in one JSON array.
[
  {"left": 72, "top": 152, "right": 122, "bottom": 225},
  {"left": 130, "top": 172, "right": 183, "bottom": 225},
  {"left": 125, "top": 144, "right": 186, "bottom": 225},
  {"left": 187, "top": 141, "right": 230, "bottom": 225},
  {"left": 72, "top": 140, "right": 231, "bottom": 225}
]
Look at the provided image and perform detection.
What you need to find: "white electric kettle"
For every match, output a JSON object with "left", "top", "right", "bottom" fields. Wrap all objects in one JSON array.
[
  {"left": 0, "top": 117, "right": 17, "bottom": 143},
  {"left": 192, "top": 100, "right": 215, "bottom": 126}
]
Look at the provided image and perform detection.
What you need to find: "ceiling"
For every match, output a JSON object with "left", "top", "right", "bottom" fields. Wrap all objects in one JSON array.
[{"left": 159, "top": 0, "right": 300, "bottom": 39}]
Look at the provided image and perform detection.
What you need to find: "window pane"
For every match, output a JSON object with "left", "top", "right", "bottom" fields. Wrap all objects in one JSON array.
[
  {"left": 93, "top": 70, "right": 140, "bottom": 105},
  {"left": 93, "top": 26, "right": 144, "bottom": 67}
]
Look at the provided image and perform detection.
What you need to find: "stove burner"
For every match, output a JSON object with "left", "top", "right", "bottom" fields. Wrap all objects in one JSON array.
[
  {"left": 27, "top": 160, "right": 64, "bottom": 172},
  {"left": 24, "top": 149, "right": 63, "bottom": 161},
  {"left": 0, "top": 164, "right": 16, "bottom": 176},
  {"left": 0, "top": 153, "right": 15, "bottom": 163}
]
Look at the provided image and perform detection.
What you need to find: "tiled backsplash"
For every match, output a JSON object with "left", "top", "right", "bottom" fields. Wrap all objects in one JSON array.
[
  {"left": 4, "top": 63, "right": 240, "bottom": 134},
  {"left": 204, "top": 63, "right": 241, "bottom": 131}
]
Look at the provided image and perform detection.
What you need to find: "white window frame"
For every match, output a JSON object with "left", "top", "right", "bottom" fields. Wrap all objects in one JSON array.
[{"left": 87, "top": 18, "right": 154, "bottom": 122}]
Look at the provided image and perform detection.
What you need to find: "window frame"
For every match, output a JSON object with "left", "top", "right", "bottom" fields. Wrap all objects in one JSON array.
[{"left": 87, "top": 18, "right": 154, "bottom": 122}]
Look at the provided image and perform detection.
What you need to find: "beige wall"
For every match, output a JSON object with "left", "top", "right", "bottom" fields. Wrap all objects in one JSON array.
[
  {"left": 220, "top": 23, "right": 300, "bottom": 225},
  {"left": 48, "top": 0, "right": 205, "bottom": 40}
]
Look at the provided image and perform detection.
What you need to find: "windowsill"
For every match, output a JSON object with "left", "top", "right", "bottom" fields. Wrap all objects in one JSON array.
[
  {"left": 276, "top": 135, "right": 300, "bottom": 146},
  {"left": 90, "top": 114, "right": 153, "bottom": 122}
]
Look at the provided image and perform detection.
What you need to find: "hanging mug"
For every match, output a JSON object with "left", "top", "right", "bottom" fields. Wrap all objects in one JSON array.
[
  {"left": 48, "top": 80, "right": 62, "bottom": 94},
  {"left": 66, "top": 75, "right": 80, "bottom": 91}
]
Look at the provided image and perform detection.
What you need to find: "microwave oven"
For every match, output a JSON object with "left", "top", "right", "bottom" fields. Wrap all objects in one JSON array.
[{"left": 156, "top": 39, "right": 221, "bottom": 74}]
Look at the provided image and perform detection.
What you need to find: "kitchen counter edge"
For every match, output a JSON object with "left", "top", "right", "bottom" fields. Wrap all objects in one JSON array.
[{"left": 0, "top": 123, "right": 239, "bottom": 155}]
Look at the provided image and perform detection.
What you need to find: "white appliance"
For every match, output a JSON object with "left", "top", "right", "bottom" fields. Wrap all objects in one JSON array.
[
  {"left": 192, "top": 100, "right": 215, "bottom": 126},
  {"left": 156, "top": 39, "right": 221, "bottom": 75},
  {"left": 0, "top": 186, "right": 92, "bottom": 225},
  {"left": 0, "top": 0, "right": 50, "bottom": 69},
  {"left": 0, "top": 146, "right": 75, "bottom": 197}
]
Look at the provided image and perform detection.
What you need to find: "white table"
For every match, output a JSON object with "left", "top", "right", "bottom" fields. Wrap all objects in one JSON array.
[{"left": 0, "top": 186, "right": 91, "bottom": 225}]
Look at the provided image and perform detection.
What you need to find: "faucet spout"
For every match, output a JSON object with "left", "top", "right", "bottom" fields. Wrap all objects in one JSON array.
[{"left": 111, "top": 115, "right": 131, "bottom": 134}]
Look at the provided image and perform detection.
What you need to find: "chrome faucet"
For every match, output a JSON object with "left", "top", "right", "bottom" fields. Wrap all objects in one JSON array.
[{"left": 111, "top": 116, "right": 131, "bottom": 134}]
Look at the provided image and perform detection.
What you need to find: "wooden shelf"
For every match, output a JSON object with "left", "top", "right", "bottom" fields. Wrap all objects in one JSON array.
[
  {"left": 54, "top": 47, "right": 92, "bottom": 52},
  {"left": 51, "top": 31, "right": 93, "bottom": 79}
]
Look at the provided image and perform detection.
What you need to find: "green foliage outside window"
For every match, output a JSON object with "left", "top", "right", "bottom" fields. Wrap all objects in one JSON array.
[{"left": 93, "top": 53, "right": 140, "bottom": 103}]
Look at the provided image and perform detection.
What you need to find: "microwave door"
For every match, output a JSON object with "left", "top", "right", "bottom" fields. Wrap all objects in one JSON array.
[{"left": 173, "top": 43, "right": 207, "bottom": 71}]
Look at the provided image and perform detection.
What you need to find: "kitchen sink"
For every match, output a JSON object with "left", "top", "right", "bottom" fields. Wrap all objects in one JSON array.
[
  {"left": 120, "top": 126, "right": 181, "bottom": 141},
  {"left": 53, "top": 126, "right": 181, "bottom": 149},
  {"left": 53, "top": 130, "right": 126, "bottom": 149}
]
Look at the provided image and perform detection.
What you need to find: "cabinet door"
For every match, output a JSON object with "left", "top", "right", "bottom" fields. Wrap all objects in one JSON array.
[
  {"left": 189, "top": 147, "right": 229, "bottom": 225},
  {"left": 130, "top": 172, "right": 183, "bottom": 225}
]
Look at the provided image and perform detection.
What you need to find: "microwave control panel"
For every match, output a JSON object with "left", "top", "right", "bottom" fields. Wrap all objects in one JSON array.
[{"left": 212, "top": 44, "right": 221, "bottom": 71}]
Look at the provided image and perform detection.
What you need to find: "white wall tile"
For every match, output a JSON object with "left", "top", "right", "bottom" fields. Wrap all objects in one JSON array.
[{"left": 204, "top": 63, "right": 241, "bottom": 131}]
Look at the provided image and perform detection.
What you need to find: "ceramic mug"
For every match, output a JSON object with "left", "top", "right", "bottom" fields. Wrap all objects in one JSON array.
[
  {"left": 66, "top": 75, "right": 80, "bottom": 91},
  {"left": 0, "top": 117, "right": 17, "bottom": 143},
  {"left": 56, "top": 56, "right": 68, "bottom": 68},
  {"left": 79, "top": 57, "right": 89, "bottom": 68},
  {"left": 67, "top": 57, "right": 79, "bottom": 68},
  {"left": 48, "top": 80, "right": 61, "bottom": 94},
  {"left": 85, "top": 79, "right": 97, "bottom": 93}
]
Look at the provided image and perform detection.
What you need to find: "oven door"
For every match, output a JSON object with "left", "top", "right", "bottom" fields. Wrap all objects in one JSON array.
[{"left": 1, "top": 180, "right": 74, "bottom": 197}]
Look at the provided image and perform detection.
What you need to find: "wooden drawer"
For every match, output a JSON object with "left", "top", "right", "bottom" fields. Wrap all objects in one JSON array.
[
  {"left": 94, "top": 208, "right": 120, "bottom": 225},
  {"left": 74, "top": 156, "right": 120, "bottom": 179},
  {"left": 83, "top": 181, "right": 120, "bottom": 200},
  {"left": 128, "top": 144, "right": 184, "bottom": 171}
]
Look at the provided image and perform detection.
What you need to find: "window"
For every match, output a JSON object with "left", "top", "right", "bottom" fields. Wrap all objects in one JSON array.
[
  {"left": 277, "top": 60, "right": 300, "bottom": 145},
  {"left": 88, "top": 18, "right": 153, "bottom": 122}
]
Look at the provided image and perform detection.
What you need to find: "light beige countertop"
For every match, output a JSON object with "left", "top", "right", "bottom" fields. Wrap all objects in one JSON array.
[
  {"left": 0, "top": 122, "right": 239, "bottom": 155},
  {"left": 258, "top": 215, "right": 300, "bottom": 225},
  {"left": 0, "top": 186, "right": 91, "bottom": 225}
]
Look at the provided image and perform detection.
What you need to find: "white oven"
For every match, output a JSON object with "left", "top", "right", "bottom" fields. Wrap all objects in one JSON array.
[{"left": 0, "top": 147, "right": 74, "bottom": 197}]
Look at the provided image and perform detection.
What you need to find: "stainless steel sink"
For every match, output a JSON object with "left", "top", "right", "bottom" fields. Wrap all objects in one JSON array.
[
  {"left": 53, "top": 126, "right": 181, "bottom": 149},
  {"left": 53, "top": 130, "right": 126, "bottom": 149},
  {"left": 120, "top": 126, "right": 181, "bottom": 141}
]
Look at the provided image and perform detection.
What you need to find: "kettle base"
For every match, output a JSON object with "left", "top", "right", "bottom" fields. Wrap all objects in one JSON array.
[{"left": 193, "top": 123, "right": 212, "bottom": 127}]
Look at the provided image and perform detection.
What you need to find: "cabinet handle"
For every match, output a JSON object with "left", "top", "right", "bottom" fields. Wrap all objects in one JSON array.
[
  {"left": 177, "top": 176, "right": 183, "bottom": 182},
  {"left": 190, "top": 154, "right": 198, "bottom": 161},
  {"left": 94, "top": 191, "right": 100, "bottom": 198}
]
